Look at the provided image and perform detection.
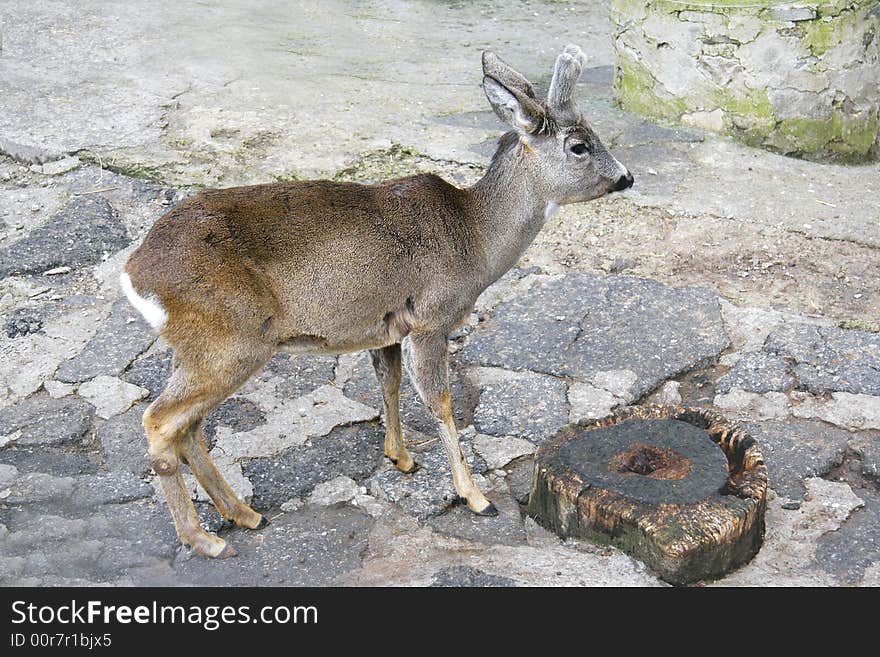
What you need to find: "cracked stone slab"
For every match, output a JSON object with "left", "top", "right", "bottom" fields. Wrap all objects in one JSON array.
[
  {"left": 816, "top": 487, "right": 880, "bottom": 585},
  {"left": 765, "top": 322, "right": 880, "bottom": 396},
  {"left": 56, "top": 298, "right": 156, "bottom": 383},
  {"left": 427, "top": 478, "right": 526, "bottom": 547},
  {"left": 430, "top": 565, "right": 516, "bottom": 587},
  {"left": 0, "top": 196, "right": 130, "bottom": 277},
  {"left": 791, "top": 392, "right": 880, "bottom": 431},
  {"left": 0, "top": 445, "right": 99, "bottom": 477},
  {"left": 743, "top": 419, "right": 852, "bottom": 500},
  {"left": 307, "top": 475, "right": 362, "bottom": 507},
  {"left": 471, "top": 367, "right": 569, "bottom": 444},
  {"left": 369, "top": 434, "right": 487, "bottom": 520},
  {"left": 460, "top": 274, "right": 728, "bottom": 400},
  {"left": 121, "top": 348, "right": 172, "bottom": 401},
  {"left": 0, "top": 393, "right": 94, "bottom": 446},
  {"left": 253, "top": 353, "right": 336, "bottom": 400},
  {"left": 212, "top": 384, "right": 378, "bottom": 460},
  {"left": 76, "top": 375, "right": 148, "bottom": 419},
  {"left": 5, "top": 470, "right": 152, "bottom": 507},
  {"left": 568, "top": 382, "right": 621, "bottom": 422},
  {"left": 716, "top": 352, "right": 795, "bottom": 394},
  {"left": 96, "top": 406, "right": 149, "bottom": 475},
  {"left": 473, "top": 433, "right": 536, "bottom": 470},
  {"left": 170, "top": 506, "right": 374, "bottom": 586},
  {"left": 344, "top": 351, "right": 478, "bottom": 435},
  {"left": 243, "top": 422, "right": 384, "bottom": 510},
  {"left": 341, "top": 513, "right": 661, "bottom": 587},
  {"left": 716, "top": 478, "right": 864, "bottom": 586},
  {"left": 714, "top": 388, "right": 790, "bottom": 420}
]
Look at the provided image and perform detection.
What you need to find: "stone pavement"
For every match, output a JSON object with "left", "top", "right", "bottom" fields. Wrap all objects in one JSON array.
[{"left": 1, "top": 1, "right": 878, "bottom": 586}]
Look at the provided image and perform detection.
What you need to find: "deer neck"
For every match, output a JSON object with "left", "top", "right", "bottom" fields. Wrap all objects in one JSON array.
[{"left": 467, "top": 133, "right": 555, "bottom": 284}]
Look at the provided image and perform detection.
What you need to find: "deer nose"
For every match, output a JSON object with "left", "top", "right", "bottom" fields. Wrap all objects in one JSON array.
[{"left": 613, "top": 171, "right": 634, "bottom": 191}]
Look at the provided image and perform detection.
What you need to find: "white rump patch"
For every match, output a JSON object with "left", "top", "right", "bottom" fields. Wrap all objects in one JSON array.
[
  {"left": 119, "top": 272, "right": 167, "bottom": 330},
  {"left": 544, "top": 202, "right": 560, "bottom": 222}
]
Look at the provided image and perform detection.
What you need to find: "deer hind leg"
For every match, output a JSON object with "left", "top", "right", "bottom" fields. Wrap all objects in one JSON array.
[
  {"left": 144, "top": 348, "right": 270, "bottom": 558},
  {"left": 370, "top": 344, "right": 418, "bottom": 473},
  {"left": 179, "top": 421, "right": 266, "bottom": 530},
  {"left": 405, "top": 334, "right": 497, "bottom": 516}
]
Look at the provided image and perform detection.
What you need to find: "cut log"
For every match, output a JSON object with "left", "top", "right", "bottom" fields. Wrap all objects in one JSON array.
[{"left": 528, "top": 405, "right": 768, "bottom": 585}]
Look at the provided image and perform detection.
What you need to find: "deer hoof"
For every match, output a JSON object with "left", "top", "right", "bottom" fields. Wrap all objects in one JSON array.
[
  {"left": 474, "top": 501, "right": 498, "bottom": 517},
  {"left": 256, "top": 515, "right": 271, "bottom": 529},
  {"left": 216, "top": 543, "right": 239, "bottom": 559}
]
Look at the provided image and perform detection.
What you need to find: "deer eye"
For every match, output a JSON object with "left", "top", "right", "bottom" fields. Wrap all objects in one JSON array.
[{"left": 570, "top": 143, "right": 589, "bottom": 156}]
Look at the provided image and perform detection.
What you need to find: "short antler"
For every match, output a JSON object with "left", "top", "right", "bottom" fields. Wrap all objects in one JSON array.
[
  {"left": 547, "top": 44, "right": 586, "bottom": 119},
  {"left": 482, "top": 51, "right": 537, "bottom": 99}
]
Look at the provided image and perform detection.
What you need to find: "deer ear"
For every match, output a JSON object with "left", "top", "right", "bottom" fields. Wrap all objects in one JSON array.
[{"left": 482, "top": 76, "right": 545, "bottom": 135}]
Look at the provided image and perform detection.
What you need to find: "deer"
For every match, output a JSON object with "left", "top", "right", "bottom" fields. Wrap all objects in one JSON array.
[{"left": 120, "top": 45, "right": 633, "bottom": 558}]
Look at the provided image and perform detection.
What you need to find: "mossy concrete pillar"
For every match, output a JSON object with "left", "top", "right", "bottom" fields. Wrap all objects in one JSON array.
[{"left": 611, "top": 1, "right": 880, "bottom": 162}]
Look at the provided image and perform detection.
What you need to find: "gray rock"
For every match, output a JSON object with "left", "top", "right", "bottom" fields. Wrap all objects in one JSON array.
[
  {"left": 715, "top": 352, "right": 794, "bottom": 394},
  {"left": 506, "top": 456, "right": 535, "bottom": 505},
  {"left": 243, "top": 422, "right": 384, "bottom": 510},
  {"left": 460, "top": 274, "right": 728, "bottom": 400},
  {"left": 75, "top": 471, "right": 154, "bottom": 506},
  {"left": 77, "top": 375, "right": 148, "bottom": 419},
  {"left": 344, "top": 357, "right": 478, "bottom": 435},
  {"left": 0, "top": 196, "right": 130, "bottom": 277},
  {"left": 369, "top": 435, "right": 487, "bottom": 519},
  {"left": 816, "top": 488, "right": 880, "bottom": 585},
  {"left": 56, "top": 298, "right": 156, "bottom": 383},
  {"left": 307, "top": 475, "right": 361, "bottom": 506},
  {"left": 430, "top": 565, "right": 517, "bottom": 587},
  {"left": 428, "top": 480, "right": 526, "bottom": 547},
  {"left": 743, "top": 419, "right": 852, "bottom": 499},
  {"left": 619, "top": 121, "right": 704, "bottom": 145},
  {"left": 121, "top": 348, "right": 173, "bottom": 401},
  {"left": 256, "top": 353, "right": 337, "bottom": 399},
  {"left": 472, "top": 368, "right": 569, "bottom": 444},
  {"left": 203, "top": 396, "right": 266, "bottom": 448},
  {"left": 170, "top": 505, "right": 374, "bottom": 586},
  {"left": 0, "top": 445, "right": 99, "bottom": 477},
  {"left": 765, "top": 323, "right": 880, "bottom": 396},
  {"left": 0, "top": 393, "right": 94, "bottom": 446},
  {"left": 4, "top": 307, "right": 44, "bottom": 338},
  {"left": 97, "top": 406, "right": 149, "bottom": 475}
]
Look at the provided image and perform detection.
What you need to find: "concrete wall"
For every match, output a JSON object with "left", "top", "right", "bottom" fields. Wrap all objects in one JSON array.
[{"left": 611, "top": 0, "right": 880, "bottom": 162}]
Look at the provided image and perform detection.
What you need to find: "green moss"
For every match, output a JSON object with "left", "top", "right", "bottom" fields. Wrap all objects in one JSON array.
[
  {"left": 272, "top": 171, "right": 303, "bottom": 183},
  {"left": 614, "top": 53, "right": 687, "bottom": 121},
  {"left": 774, "top": 109, "right": 878, "bottom": 160},
  {"left": 802, "top": 7, "right": 870, "bottom": 56}
]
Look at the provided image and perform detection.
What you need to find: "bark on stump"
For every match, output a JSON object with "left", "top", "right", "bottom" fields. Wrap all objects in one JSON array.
[{"left": 528, "top": 405, "right": 768, "bottom": 585}]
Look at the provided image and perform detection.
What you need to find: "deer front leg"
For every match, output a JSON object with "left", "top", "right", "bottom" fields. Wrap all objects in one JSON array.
[
  {"left": 405, "top": 333, "right": 497, "bottom": 516},
  {"left": 370, "top": 345, "right": 418, "bottom": 473}
]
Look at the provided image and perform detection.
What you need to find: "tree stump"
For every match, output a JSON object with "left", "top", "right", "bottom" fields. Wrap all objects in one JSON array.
[{"left": 528, "top": 405, "right": 768, "bottom": 585}]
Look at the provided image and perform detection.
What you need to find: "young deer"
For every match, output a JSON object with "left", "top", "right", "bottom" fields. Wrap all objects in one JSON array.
[{"left": 121, "top": 45, "right": 633, "bottom": 558}]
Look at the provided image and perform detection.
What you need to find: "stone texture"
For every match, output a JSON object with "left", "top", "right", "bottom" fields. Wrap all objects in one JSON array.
[
  {"left": 765, "top": 322, "right": 880, "bottom": 396},
  {"left": 96, "top": 406, "right": 148, "bottom": 475},
  {"left": 430, "top": 565, "right": 516, "bottom": 587},
  {"left": 0, "top": 196, "right": 130, "bottom": 277},
  {"left": 473, "top": 433, "right": 535, "bottom": 470},
  {"left": 243, "top": 422, "right": 384, "bottom": 510},
  {"left": 120, "top": 348, "right": 172, "bottom": 401},
  {"left": 816, "top": 487, "right": 880, "bottom": 585},
  {"left": 308, "top": 475, "right": 362, "bottom": 507},
  {"left": 791, "top": 392, "right": 880, "bottom": 431},
  {"left": 56, "top": 299, "right": 156, "bottom": 383},
  {"left": 714, "top": 388, "right": 790, "bottom": 420},
  {"left": 716, "top": 478, "right": 864, "bottom": 586},
  {"left": 428, "top": 479, "right": 526, "bottom": 547},
  {"left": 212, "top": 384, "right": 378, "bottom": 460},
  {"left": 471, "top": 367, "right": 569, "bottom": 444},
  {"left": 369, "top": 435, "right": 487, "bottom": 519},
  {"left": 743, "top": 419, "right": 852, "bottom": 499},
  {"left": 344, "top": 352, "right": 478, "bottom": 435},
  {"left": 567, "top": 382, "right": 621, "bottom": 422},
  {"left": 43, "top": 380, "right": 74, "bottom": 399},
  {"left": 460, "top": 274, "right": 728, "bottom": 400},
  {"left": 0, "top": 393, "right": 94, "bottom": 446},
  {"left": 716, "top": 352, "right": 795, "bottom": 394},
  {"left": 170, "top": 506, "right": 374, "bottom": 586},
  {"left": 76, "top": 375, "right": 148, "bottom": 419}
]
